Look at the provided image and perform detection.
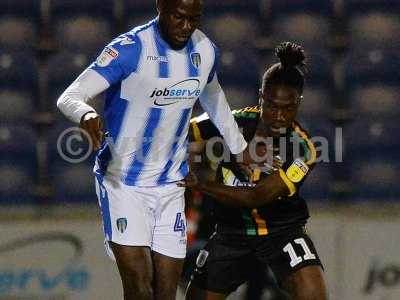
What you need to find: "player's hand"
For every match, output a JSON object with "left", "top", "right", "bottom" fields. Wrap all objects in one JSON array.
[
  {"left": 80, "top": 112, "right": 104, "bottom": 151},
  {"left": 177, "top": 171, "right": 199, "bottom": 188}
]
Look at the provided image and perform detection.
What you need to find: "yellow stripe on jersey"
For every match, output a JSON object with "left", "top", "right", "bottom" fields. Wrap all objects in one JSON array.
[
  {"left": 190, "top": 121, "right": 204, "bottom": 142},
  {"left": 252, "top": 209, "right": 268, "bottom": 235},
  {"left": 232, "top": 106, "right": 261, "bottom": 115},
  {"left": 221, "top": 167, "right": 236, "bottom": 186},
  {"left": 241, "top": 106, "right": 260, "bottom": 113},
  {"left": 293, "top": 123, "right": 317, "bottom": 166},
  {"left": 279, "top": 169, "right": 296, "bottom": 197},
  {"left": 251, "top": 168, "right": 261, "bottom": 182}
]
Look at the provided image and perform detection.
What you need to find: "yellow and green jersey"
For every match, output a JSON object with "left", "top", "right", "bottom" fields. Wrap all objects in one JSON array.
[{"left": 190, "top": 106, "right": 318, "bottom": 236}]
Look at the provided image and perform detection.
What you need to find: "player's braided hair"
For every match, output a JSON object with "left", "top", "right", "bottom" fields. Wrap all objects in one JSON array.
[{"left": 261, "top": 42, "right": 306, "bottom": 95}]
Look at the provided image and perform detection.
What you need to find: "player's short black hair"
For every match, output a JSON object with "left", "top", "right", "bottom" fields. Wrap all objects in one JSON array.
[{"left": 262, "top": 42, "right": 306, "bottom": 95}]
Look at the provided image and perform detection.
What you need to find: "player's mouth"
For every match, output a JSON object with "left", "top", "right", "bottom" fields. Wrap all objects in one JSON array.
[
  {"left": 270, "top": 123, "right": 287, "bottom": 135},
  {"left": 175, "top": 34, "right": 190, "bottom": 43}
]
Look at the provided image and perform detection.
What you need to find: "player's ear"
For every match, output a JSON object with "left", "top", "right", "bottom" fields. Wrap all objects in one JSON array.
[
  {"left": 258, "top": 89, "right": 263, "bottom": 106},
  {"left": 156, "top": 0, "right": 162, "bottom": 14}
]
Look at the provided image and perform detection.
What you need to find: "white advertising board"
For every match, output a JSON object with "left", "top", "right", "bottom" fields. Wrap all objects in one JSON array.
[{"left": 0, "top": 220, "right": 121, "bottom": 300}]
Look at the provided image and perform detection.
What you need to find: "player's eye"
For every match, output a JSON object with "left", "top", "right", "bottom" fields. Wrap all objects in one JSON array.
[
  {"left": 191, "top": 16, "right": 201, "bottom": 23},
  {"left": 174, "top": 13, "right": 183, "bottom": 20}
]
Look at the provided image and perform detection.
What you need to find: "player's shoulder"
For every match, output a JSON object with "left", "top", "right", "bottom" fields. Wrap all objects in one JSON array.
[
  {"left": 105, "top": 19, "right": 156, "bottom": 56},
  {"left": 291, "top": 120, "right": 317, "bottom": 166},
  {"left": 192, "top": 29, "right": 219, "bottom": 53}
]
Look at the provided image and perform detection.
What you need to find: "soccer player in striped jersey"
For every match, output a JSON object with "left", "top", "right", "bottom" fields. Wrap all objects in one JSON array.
[
  {"left": 57, "top": 1, "right": 250, "bottom": 299},
  {"left": 183, "top": 42, "right": 328, "bottom": 300}
]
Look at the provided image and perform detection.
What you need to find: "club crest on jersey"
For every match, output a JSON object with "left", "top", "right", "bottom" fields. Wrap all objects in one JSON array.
[
  {"left": 116, "top": 218, "right": 127, "bottom": 233},
  {"left": 96, "top": 46, "right": 119, "bottom": 67},
  {"left": 190, "top": 52, "right": 201, "bottom": 68},
  {"left": 286, "top": 159, "right": 309, "bottom": 183}
]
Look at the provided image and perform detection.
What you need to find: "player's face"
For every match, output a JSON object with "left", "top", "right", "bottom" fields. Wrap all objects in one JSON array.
[
  {"left": 260, "top": 84, "right": 301, "bottom": 137},
  {"left": 158, "top": 0, "right": 202, "bottom": 49}
]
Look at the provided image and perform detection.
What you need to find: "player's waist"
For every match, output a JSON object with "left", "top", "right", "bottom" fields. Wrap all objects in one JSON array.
[
  {"left": 215, "top": 220, "right": 308, "bottom": 237},
  {"left": 94, "top": 160, "right": 188, "bottom": 187}
]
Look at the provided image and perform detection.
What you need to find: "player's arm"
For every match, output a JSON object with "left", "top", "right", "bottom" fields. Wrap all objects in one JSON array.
[
  {"left": 196, "top": 170, "right": 292, "bottom": 208},
  {"left": 183, "top": 129, "right": 315, "bottom": 208},
  {"left": 57, "top": 34, "right": 142, "bottom": 149},
  {"left": 197, "top": 137, "right": 316, "bottom": 207},
  {"left": 57, "top": 69, "right": 110, "bottom": 149},
  {"left": 198, "top": 43, "right": 247, "bottom": 156}
]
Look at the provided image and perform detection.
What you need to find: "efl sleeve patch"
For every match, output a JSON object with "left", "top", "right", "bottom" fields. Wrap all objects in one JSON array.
[
  {"left": 286, "top": 159, "right": 309, "bottom": 183},
  {"left": 96, "top": 46, "right": 119, "bottom": 67}
]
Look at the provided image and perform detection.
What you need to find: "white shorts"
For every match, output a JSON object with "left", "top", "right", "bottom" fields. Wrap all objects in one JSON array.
[{"left": 95, "top": 175, "right": 187, "bottom": 259}]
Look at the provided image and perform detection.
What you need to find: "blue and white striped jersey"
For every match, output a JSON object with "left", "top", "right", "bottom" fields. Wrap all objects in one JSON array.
[{"left": 58, "top": 18, "right": 247, "bottom": 187}]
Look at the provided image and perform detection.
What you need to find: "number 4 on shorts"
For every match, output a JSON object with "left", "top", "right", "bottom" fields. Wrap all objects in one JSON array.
[
  {"left": 174, "top": 212, "right": 186, "bottom": 236},
  {"left": 283, "top": 238, "right": 316, "bottom": 267}
]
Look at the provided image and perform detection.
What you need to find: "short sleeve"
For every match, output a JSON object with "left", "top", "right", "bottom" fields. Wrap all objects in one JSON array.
[
  {"left": 90, "top": 34, "right": 142, "bottom": 85},
  {"left": 279, "top": 124, "right": 318, "bottom": 197}
]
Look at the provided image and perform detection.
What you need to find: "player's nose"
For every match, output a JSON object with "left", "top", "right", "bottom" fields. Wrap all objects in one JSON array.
[{"left": 182, "top": 19, "right": 192, "bottom": 33}]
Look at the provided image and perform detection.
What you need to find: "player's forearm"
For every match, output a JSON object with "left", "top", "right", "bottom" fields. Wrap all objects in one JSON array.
[
  {"left": 57, "top": 69, "right": 109, "bottom": 123},
  {"left": 198, "top": 172, "right": 290, "bottom": 208},
  {"left": 199, "top": 76, "right": 247, "bottom": 154}
]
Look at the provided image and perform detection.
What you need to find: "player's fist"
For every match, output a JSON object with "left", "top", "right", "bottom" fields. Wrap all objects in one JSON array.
[{"left": 80, "top": 112, "right": 104, "bottom": 151}]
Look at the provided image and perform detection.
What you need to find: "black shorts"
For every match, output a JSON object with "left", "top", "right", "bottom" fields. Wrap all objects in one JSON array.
[{"left": 191, "top": 226, "right": 323, "bottom": 294}]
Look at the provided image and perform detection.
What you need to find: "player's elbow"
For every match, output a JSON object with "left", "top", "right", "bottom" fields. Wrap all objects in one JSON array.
[
  {"left": 56, "top": 96, "right": 64, "bottom": 111},
  {"left": 56, "top": 88, "right": 70, "bottom": 111}
]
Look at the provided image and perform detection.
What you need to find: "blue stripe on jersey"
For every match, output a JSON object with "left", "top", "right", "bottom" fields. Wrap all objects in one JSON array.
[
  {"left": 96, "top": 143, "right": 112, "bottom": 177},
  {"left": 124, "top": 108, "right": 163, "bottom": 186},
  {"left": 95, "top": 84, "right": 129, "bottom": 176},
  {"left": 178, "top": 138, "right": 190, "bottom": 177},
  {"left": 186, "top": 38, "right": 199, "bottom": 77},
  {"left": 154, "top": 24, "right": 169, "bottom": 78},
  {"left": 96, "top": 174, "right": 112, "bottom": 241},
  {"left": 157, "top": 108, "right": 191, "bottom": 184},
  {"left": 179, "top": 160, "right": 189, "bottom": 177},
  {"left": 105, "top": 85, "right": 129, "bottom": 141}
]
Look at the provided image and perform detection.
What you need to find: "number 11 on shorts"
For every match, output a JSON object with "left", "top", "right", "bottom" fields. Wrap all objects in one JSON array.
[{"left": 283, "top": 238, "right": 316, "bottom": 267}]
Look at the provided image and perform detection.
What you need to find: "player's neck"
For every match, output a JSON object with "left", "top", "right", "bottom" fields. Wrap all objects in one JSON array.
[{"left": 255, "top": 121, "right": 273, "bottom": 139}]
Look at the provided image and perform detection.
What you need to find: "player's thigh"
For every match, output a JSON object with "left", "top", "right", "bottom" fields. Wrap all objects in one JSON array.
[
  {"left": 185, "top": 282, "right": 227, "bottom": 300},
  {"left": 152, "top": 184, "right": 187, "bottom": 259},
  {"left": 282, "top": 265, "right": 328, "bottom": 300},
  {"left": 267, "top": 228, "right": 327, "bottom": 300},
  {"left": 110, "top": 242, "right": 153, "bottom": 287},
  {"left": 95, "top": 176, "right": 154, "bottom": 250},
  {"left": 152, "top": 251, "right": 184, "bottom": 300},
  {"left": 190, "top": 233, "right": 253, "bottom": 296}
]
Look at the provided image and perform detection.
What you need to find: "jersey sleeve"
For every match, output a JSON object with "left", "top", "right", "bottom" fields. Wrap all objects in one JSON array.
[
  {"left": 189, "top": 107, "right": 259, "bottom": 143},
  {"left": 278, "top": 123, "right": 318, "bottom": 197},
  {"left": 90, "top": 33, "right": 142, "bottom": 85}
]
